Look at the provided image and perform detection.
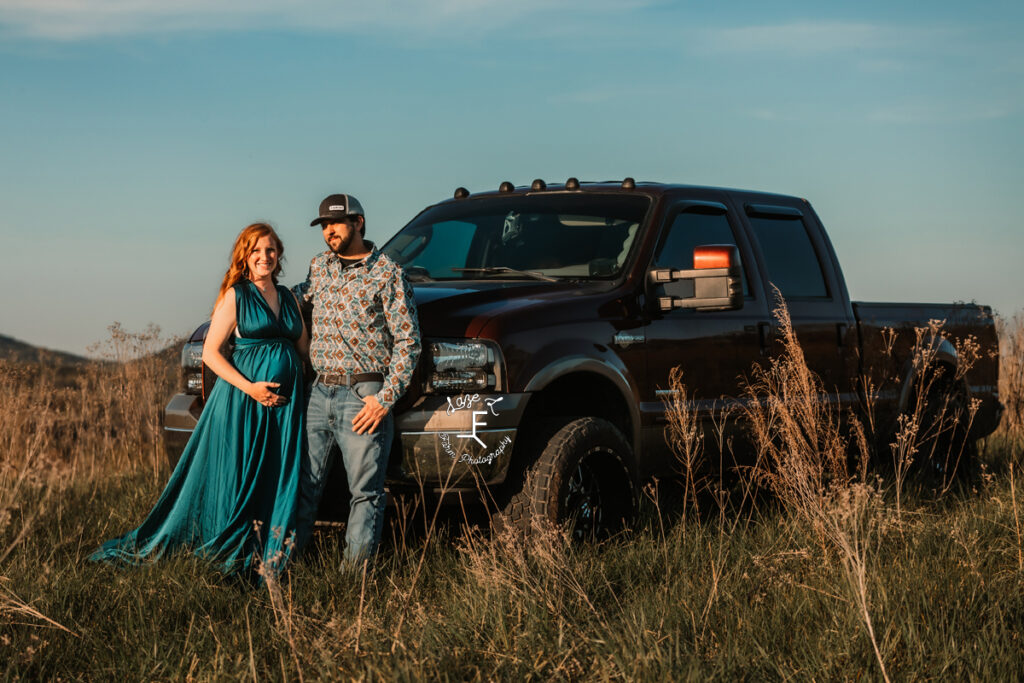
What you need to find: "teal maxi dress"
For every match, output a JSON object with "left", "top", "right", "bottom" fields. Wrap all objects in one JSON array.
[{"left": 90, "top": 281, "right": 305, "bottom": 577}]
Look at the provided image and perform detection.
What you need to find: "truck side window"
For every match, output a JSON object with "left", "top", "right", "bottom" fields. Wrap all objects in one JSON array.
[
  {"left": 655, "top": 210, "right": 750, "bottom": 296},
  {"left": 747, "top": 216, "right": 829, "bottom": 298}
]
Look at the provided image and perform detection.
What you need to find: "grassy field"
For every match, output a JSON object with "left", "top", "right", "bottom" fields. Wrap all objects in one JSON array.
[{"left": 2, "top": 316, "right": 1023, "bottom": 680}]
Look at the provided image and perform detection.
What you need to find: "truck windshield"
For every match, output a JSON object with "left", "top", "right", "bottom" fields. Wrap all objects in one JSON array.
[{"left": 383, "top": 194, "right": 650, "bottom": 281}]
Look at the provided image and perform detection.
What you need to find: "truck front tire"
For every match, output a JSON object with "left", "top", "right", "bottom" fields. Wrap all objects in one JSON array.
[{"left": 497, "top": 417, "right": 637, "bottom": 539}]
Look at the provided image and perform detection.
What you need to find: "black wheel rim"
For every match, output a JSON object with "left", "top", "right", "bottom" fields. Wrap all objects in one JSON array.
[
  {"left": 918, "top": 380, "right": 971, "bottom": 484},
  {"left": 564, "top": 454, "right": 603, "bottom": 540}
]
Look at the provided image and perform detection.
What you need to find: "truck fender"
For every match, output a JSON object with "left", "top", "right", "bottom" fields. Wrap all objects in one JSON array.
[{"left": 522, "top": 354, "right": 642, "bottom": 457}]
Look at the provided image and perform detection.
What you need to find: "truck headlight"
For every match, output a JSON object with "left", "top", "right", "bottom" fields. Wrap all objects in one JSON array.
[
  {"left": 425, "top": 339, "right": 504, "bottom": 394},
  {"left": 181, "top": 341, "right": 204, "bottom": 395}
]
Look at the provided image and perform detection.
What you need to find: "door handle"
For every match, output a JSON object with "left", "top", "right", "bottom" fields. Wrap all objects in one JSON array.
[
  {"left": 758, "top": 322, "right": 773, "bottom": 355},
  {"left": 836, "top": 323, "right": 848, "bottom": 349}
]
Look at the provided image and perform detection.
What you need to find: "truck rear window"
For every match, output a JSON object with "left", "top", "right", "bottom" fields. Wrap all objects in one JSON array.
[{"left": 747, "top": 215, "right": 829, "bottom": 298}]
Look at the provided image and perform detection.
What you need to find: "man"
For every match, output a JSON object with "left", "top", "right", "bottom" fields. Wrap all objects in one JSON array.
[{"left": 293, "top": 193, "right": 421, "bottom": 565}]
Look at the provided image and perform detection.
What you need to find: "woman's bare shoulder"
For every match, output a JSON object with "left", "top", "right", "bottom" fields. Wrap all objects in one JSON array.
[{"left": 212, "top": 286, "right": 237, "bottom": 318}]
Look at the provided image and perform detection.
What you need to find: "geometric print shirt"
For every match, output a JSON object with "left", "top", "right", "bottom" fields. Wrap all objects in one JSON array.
[{"left": 293, "top": 242, "right": 421, "bottom": 411}]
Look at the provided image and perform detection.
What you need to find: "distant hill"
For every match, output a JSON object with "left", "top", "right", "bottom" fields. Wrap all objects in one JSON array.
[{"left": 0, "top": 334, "right": 90, "bottom": 365}]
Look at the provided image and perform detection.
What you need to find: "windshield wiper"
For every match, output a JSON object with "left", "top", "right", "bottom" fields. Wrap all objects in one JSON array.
[{"left": 451, "top": 267, "right": 559, "bottom": 283}]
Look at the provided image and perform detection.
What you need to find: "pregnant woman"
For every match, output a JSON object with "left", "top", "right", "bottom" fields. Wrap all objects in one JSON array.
[{"left": 91, "top": 223, "right": 308, "bottom": 579}]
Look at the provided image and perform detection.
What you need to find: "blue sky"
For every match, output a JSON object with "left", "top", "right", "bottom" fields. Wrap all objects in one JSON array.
[{"left": 1, "top": 1, "right": 1022, "bottom": 355}]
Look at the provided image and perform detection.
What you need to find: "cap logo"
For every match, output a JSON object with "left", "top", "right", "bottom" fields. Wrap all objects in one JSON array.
[{"left": 328, "top": 204, "right": 346, "bottom": 211}]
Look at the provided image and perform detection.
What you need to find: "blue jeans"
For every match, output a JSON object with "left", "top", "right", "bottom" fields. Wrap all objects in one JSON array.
[{"left": 296, "top": 379, "right": 393, "bottom": 564}]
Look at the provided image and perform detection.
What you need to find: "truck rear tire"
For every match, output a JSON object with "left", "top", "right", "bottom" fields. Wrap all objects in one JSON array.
[
  {"left": 911, "top": 371, "right": 977, "bottom": 487},
  {"left": 496, "top": 417, "right": 637, "bottom": 539}
]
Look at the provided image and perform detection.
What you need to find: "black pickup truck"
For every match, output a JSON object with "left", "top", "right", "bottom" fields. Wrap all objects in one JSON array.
[{"left": 165, "top": 179, "right": 1002, "bottom": 534}]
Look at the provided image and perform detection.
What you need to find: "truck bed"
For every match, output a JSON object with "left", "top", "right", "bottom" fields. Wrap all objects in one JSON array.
[{"left": 853, "top": 301, "right": 1001, "bottom": 439}]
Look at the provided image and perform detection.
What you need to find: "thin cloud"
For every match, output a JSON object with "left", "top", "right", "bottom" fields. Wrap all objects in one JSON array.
[
  {"left": 855, "top": 58, "right": 912, "bottom": 73},
  {"left": 550, "top": 90, "right": 614, "bottom": 105},
  {"left": 0, "top": 0, "right": 650, "bottom": 40},
  {"left": 746, "top": 108, "right": 798, "bottom": 122},
  {"left": 868, "top": 102, "right": 1015, "bottom": 124},
  {"left": 699, "top": 21, "right": 953, "bottom": 57}
]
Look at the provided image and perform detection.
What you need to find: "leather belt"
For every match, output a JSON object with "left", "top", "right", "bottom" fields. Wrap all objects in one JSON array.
[{"left": 316, "top": 372, "right": 385, "bottom": 387}]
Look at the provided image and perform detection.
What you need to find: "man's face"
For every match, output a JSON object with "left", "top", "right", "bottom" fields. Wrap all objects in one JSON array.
[{"left": 321, "top": 217, "right": 356, "bottom": 255}]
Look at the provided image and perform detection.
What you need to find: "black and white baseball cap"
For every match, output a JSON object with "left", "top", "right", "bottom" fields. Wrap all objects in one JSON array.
[{"left": 310, "top": 194, "right": 365, "bottom": 226}]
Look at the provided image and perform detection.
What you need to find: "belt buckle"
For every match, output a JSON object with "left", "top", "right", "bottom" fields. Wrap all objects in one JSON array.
[{"left": 318, "top": 372, "right": 377, "bottom": 387}]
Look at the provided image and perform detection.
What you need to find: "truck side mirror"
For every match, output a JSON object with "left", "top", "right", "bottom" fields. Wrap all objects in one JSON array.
[{"left": 648, "top": 245, "right": 743, "bottom": 312}]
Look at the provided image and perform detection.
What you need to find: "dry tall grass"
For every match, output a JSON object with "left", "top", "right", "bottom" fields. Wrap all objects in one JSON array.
[
  {"left": 1, "top": 315, "right": 1023, "bottom": 678},
  {"left": 658, "top": 302, "right": 1022, "bottom": 682},
  {"left": 662, "top": 366, "right": 704, "bottom": 528},
  {"left": 1, "top": 323, "right": 177, "bottom": 482},
  {"left": 729, "top": 298, "right": 889, "bottom": 681},
  {"left": 0, "top": 324, "right": 178, "bottom": 637}
]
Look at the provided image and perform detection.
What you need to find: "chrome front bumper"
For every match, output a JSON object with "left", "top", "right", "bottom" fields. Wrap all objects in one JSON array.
[
  {"left": 163, "top": 393, "right": 202, "bottom": 466},
  {"left": 389, "top": 392, "right": 528, "bottom": 490}
]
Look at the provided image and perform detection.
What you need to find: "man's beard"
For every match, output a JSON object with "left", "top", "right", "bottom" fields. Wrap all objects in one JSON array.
[{"left": 329, "top": 233, "right": 352, "bottom": 255}]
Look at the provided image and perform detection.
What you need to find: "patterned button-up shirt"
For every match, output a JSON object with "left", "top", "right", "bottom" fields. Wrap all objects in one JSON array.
[{"left": 293, "top": 242, "right": 421, "bottom": 410}]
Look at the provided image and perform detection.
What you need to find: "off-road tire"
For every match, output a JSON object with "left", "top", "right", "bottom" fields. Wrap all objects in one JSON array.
[
  {"left": 910, "top": 371, "right": 977, "bottom": 487},
  {"left": 496, "top": 417, "right": 637, "bottom": 539}
]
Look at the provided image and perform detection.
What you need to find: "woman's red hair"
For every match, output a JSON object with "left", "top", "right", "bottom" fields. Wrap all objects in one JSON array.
[{"left": 214, "top": 223, "right": 285, "bottom": 312}]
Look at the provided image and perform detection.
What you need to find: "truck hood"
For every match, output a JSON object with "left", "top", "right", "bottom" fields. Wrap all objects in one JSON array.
[
  {"left": 412, "top": 280, "right": 596, "bottom": 338},
  {"left": 183, "top": 281, "right": 591, "bottom": 343}
]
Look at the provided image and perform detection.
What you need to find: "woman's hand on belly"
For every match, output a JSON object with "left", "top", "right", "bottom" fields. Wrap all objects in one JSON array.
[{"left": 246, "top": 381, "right": 289, "bottom": 407}]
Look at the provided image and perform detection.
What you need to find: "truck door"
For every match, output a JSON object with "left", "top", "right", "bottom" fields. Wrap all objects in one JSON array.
[
  {"left": 640, "top": 197, "right": 772, "bottom": 477},
  {"left": 739, "top": 199, "right": 859, "bottom": 411}
]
